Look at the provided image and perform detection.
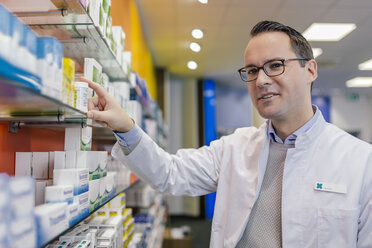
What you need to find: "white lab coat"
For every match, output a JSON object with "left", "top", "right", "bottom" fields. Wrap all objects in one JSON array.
[{"left": 112, "top": 113, "right": 372, "bottom": 248}]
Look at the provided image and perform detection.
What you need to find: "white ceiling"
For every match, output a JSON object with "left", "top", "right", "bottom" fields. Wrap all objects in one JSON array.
[{"left": 136, "top": 0, "right": 372, "bottom": 94}]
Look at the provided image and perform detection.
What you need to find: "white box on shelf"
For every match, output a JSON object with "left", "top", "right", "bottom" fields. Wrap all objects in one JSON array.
[
  {"left": 32, "top": 152, "right": 49, "bottom": 179},
  {"left": 65, "top": 151, "right": 77, "bottom": 169},
  {"left": 45, "top": 185, "right": 74, "bottom": 204},
  {"left": 23, "top": 26, "right": 38, "bottom": 76},
  {"left": 0, "top": 5, "right": 11, "bottom": 61},
  {"left": 15, "top": 152, "right": 32, "bottom": 177},
  {"left": 86, "top": 151, "right": 101, "bottom": 180},
  {"left": 108, "top": 192, "right": 125, "bottom": 209},
  {"left": 75, "top": 81, "right": 89, "bottom": 113},
  {"left": 99, "top": 176, "right": 106, "bottom": 205},
  {"left": 88, "top": 0, "right": 100, "bottom": 29},
  {"left": 9, "top": 216, "right": 37, "bottom": 248},
  {"left": 10, "top": 14, "right": 24, "bottom": 70},
  {"left": 53, "top": 39, "right": 64, "bottom": 101},
  {"left": 65, "top": 127, "right": 81, "bottom": 151},
  {"left": 34, "top": 202, "right": 69, "bottom": 247},
  {"left": 105, "top": 172, "right": 117, "bottom": 200},
  {"left": 67, "top": 202, "right": 79, "bottom": 226},
  {"left": 53, "top": 168, "right": 89, "bottom": 195},
  {"left": 35, "top": 180, "right": 47, "bottom": 206},
  {"left": 89, "top": 179, "right": 101, "bottom": 212},
  {"left": 81, "top": 126, "right": 92, "bottom": 151},
  {"left": 9, "top": 176, "right": 34, "bottom": 218},
  {"left": 76, "top": 192, "right": 89, "bottom": 218},
  {"left": 76, "top": 151, "right": 88, "bottom": 169},
  {"left": 102, "top": 73, "right": 109, "bottom": 90},
  {"left": 49, "top": 151, "right": 66, "bottom": 178},
  {"left": 112, "top": 82, "right": 130, "bottom": 101},
  {"left": 84, "top": 58, "right": 102, "bottom": 85},
  {"left": 99, "top": 151, "right": 108, "bottom": 178},
  {"left": 112, "top": 26, "right": 125, "bottom": 61}
]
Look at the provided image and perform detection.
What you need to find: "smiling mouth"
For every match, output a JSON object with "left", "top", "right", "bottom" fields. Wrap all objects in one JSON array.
[{"left": 258, "top": 93, "right": 279, "bottom": 100}]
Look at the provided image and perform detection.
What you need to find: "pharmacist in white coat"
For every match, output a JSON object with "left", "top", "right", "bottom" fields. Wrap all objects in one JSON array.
[{"left": 83, "top": 21, "right": 372, "bottom": 248}]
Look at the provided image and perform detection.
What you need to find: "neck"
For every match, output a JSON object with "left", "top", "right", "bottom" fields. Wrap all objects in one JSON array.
[{"left": 271, "top": 105, "right": 314, "bottom": 142}]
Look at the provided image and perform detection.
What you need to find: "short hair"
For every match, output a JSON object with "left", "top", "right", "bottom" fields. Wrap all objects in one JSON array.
[{"left": 250, "top": 21, "right": 313, "bottom": 67}]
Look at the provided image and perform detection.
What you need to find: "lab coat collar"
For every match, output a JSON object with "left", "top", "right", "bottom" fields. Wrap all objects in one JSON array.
[
  {"left": 262, "top": 105, "right": 327, "bottom": 149},
  {"left": 294, "top": 107, "right": 326, "bottom": 148}
]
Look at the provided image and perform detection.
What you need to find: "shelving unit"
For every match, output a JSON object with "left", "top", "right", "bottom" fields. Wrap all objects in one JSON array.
[
  {"left": 0, "top": 0, "right": 168, "bottom": 247},
  {"left": 41, "top": 180, "right": 140, "bottom": 247}
]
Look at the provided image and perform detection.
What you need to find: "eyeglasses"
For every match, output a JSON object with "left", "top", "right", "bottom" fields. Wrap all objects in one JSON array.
[{"left": 237, "top": 58, "right": 310, "bottom": 82}]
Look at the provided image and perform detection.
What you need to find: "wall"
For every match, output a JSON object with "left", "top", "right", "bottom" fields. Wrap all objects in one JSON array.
[
  {"left": 111, "top": 0, "right": 157, "bottom": 100},
  {"left": 215, "top": 84, "right": 253, "bottom": 132},
  {"left": 330, "top": 93, "right": 372, "bottom": 143},
  {"left": 0, "top": 123, "right": 64, "bottom": 175},
  {"left": 166, "top": 73, "right": 200, "bottom": 217}
]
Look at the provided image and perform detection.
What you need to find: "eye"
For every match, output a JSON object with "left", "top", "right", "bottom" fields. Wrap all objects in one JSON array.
[
  {"left": 247, "top": 67, "right": 258, "bottom": 75},
  {"left": 268, "top": 62, "right": 283, "bottom": 70}
]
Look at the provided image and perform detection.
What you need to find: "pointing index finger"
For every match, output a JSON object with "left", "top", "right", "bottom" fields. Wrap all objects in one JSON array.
[{"left": 79, "top": 77, "right": 108, "bottom": 98}]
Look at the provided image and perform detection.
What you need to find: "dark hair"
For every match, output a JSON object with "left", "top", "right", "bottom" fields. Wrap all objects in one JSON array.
[{"left": 250, "top": 21, "right": 313, "bottom": 67}]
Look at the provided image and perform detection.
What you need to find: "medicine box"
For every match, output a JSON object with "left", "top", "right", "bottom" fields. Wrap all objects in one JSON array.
[
  {"left": 53, "top": 168, "right": 89, "bottom": 195},
  {"left": 89, "top": 179, "right": 101, "bottom": 212},
  {"left": 15, "top": 152, "right": 32, "bottom": 177},
  {"left": 32, "top": 152, "right": 49, "bottom": 179},
  {"left": 45, "top": 185, "right": 74, "bottom": 204},
  {"left": 35, "top": 203, "right": 69, "bottom": 247}
]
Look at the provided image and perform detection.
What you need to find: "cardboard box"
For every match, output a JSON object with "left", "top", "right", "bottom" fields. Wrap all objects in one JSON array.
[{"left": 163, "top": 228, "right": 193, "bottom": 248}]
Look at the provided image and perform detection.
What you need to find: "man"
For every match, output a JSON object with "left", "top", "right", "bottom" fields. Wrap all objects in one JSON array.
[{"left": 83, "top": 21, "right": 372, "bottom": 247}]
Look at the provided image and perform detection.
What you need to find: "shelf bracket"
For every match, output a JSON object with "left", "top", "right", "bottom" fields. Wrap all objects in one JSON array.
[
  {"left": 59, "top": 37, "right": 89, "bottom": 44},
  {"left": 9, "top": 122, "right": 20, "bottom": 134}
]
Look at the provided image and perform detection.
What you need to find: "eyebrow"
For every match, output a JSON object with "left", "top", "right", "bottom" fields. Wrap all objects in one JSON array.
[{"left": 244, "top": 57, "right": 284, "bottom": 67}]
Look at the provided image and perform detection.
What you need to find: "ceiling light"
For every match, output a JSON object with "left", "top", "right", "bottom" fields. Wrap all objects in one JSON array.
[
  {"left": 346, "top": 77, "right": 372, "bottom": 88},
  {"left": 187, "top": 61, "right": 198, "bottom": 70},
  {"left": 190, "top": 42, "right": 201, "bottom": 52},
  {"left": 358, "top": 59, "right": 372, "bottom": 70},
  {"left": 312, "top": 48, "right": 323, "bottom": 58},
  {"left": 303, "top": 23, "right": 356, "bottom": 41},
  {"left": 192, "top": 29, "right": 203, "bottom": 39},
  {"left": 198, "top": 0, "right": 208, "bottom": 4}
]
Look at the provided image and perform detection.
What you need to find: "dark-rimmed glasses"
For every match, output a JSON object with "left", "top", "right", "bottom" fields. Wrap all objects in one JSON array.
[{"left": 237, "top": 58, "right": 310, "bottom": 82}]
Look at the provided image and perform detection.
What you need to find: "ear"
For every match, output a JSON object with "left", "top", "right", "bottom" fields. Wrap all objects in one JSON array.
[{"left": 306, "top": 59, "right": 318, "bottom": 85}]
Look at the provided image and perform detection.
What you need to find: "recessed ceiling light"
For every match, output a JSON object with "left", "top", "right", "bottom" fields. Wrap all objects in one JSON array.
[
  {"left": 190, "top": 42, "right": 201, "bottom": 52},
  {"left": 198, "top": 0, "right": 208, "bottom": 4},
  {"left": 312, "top": 48, "right": 323, "bottom": 58},
  {"left": 187, "top": 61, "right": 198, "bottom": 70},
  {"left": 358, "top": 59, "right": 372, "bottom": 70},
  {"left": 346, "top": 77, "right": 372, "bottom": 88},
  {"left": 303, "top": 23, "right": 356, "bottom": 41},
  {"left": 192, "top": 29, "right": 203, "bottom": 39}
]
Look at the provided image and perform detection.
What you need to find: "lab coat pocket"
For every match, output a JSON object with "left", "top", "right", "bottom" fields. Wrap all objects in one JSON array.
[{"left": 317, "top": 206, "right": 360, "bottom": 248}]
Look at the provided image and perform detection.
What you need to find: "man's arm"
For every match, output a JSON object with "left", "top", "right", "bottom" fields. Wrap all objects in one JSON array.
[{"left": 83, "top": 77, "right": 221, "bottom": 196}]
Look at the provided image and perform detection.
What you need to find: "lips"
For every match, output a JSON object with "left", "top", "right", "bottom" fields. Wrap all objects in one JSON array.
[{"left": 258, "top": 93, "right": 279, "bottom": 100}]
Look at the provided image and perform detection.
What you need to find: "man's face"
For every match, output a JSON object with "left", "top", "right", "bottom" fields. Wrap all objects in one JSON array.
[{"left": 244, "top": 32, "right": 317, "bottom": 122}]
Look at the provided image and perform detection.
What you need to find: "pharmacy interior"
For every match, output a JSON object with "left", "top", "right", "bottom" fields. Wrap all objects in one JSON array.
[{"left": 1, "top": 0, "right": 372, "bottom": 247}]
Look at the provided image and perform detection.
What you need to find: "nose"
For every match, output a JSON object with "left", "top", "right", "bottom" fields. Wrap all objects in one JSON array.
[{"left": 255, "top": 68, "right": 272, "bottom": 88}]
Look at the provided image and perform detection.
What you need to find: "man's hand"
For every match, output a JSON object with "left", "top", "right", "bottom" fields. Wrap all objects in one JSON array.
[{"left": 80, "top": 77, "right": 134, "bottom": 132}]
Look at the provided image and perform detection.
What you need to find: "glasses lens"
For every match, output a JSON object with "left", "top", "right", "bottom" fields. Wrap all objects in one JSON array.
[
  {"left": 239, "top": 69, "right": 248, "bottom": 82},
  {"left": 263, "top": 60, "right": 284, "bottom": 76}
]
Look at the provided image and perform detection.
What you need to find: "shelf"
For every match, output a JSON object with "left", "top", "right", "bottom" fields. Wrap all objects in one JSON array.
[
  {"left": 42, "top": 179, "right": 140, "bottom": 248},
  {"left": 1, "top": 0, "right": 127, "bottom": 81},
  {"left": 0, "top": 56, "right": 86, "bottom": 122},
  {"left": 32, "top": 24, "right": 127, "bottom": 81}
]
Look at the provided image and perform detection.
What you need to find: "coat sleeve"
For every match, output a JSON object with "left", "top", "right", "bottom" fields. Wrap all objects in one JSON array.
[
  {"left": 357, "top": 154, "right": 372, "bottom": 247},
  {"left": 111, "top": 128, "right": 225, "bottom": 196}
]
